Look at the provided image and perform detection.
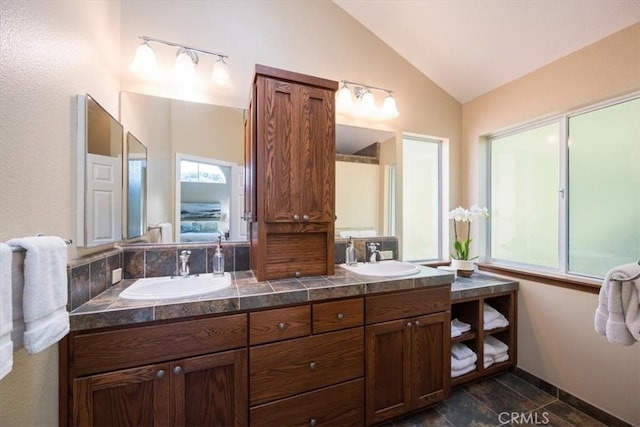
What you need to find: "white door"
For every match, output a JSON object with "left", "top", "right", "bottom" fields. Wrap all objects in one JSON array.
[
  {"left": 230, "top": 165, "right": 247, "bottom": 240},
  {"left": 86, "top": 153, "right": 122, "bottom": 247}
]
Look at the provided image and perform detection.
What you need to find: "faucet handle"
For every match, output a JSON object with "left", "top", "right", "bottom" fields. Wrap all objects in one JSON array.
[
  {"left": 367, "top": 242, "right": 380, "bottom": 250},
  {"left": 180, "top": 250, "right": 191, "bottom": 258}
]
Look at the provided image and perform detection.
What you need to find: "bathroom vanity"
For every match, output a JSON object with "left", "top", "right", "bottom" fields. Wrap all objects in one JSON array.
[{"left": 60, "top": 266, "right": 517, "bottom": 426}]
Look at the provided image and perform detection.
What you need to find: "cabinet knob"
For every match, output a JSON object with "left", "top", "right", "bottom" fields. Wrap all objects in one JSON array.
[
  {"left": 309, "top": 361, "right": 317, "bottom": 370},
  {"left": 337, "top": 313, "right": 344, "bottom": 320},
  {"left": 406, "top": 322, "right": 412, "bottom": 328},
  {"left": 414, "top": 320, "right": 420, "bottom": 326},
  {"left": 295, "top": 271, "right": 301, "bottom": 278},
  {"left": 303, "top": 214, "right": 309, "bottom": 221},
  {"left": 278, "top": 322, "right": 287, "bottom": 331},
  {"left": 173, "top": 366, "right": 183, "bottom": 375},
  {"left": 156, "top": 369, "right": 166, "bottom": 379},
  {"left": 309, "top": 418, "right": 317, "bottom": 427},
  {"left": 293, "top": 214, "right": 300, "bottom": 221}
]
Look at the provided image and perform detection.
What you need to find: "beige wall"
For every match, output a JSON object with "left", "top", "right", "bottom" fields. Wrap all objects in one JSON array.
[
  {"left": 0, "top": 0, "right": 121, "bottom": 425},
  {"left": 462, "top": 24, "right": 640, "bottom": 425}
]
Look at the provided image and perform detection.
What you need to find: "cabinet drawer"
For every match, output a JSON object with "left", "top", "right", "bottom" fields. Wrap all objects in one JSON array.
[
  {"left": 312, "top": 298, "right": 363, "bottom": 334},
  {"left": 265, "top": 232, "right": 327, "bottom": 279},
  {"left": 250, "top": 328, "right": 364, "bottom": 405},
  {"left": 72, "top": 314, "right": 247, "bottom": 376},
  {"left": 250, "top": 379, "right": 364, "bottom": 427},
  {"left": 366, "top": 286, "right": 450, "bottom": 324},
  {"left": 250, "top": 305, "right": 311, "bottom": 345}
]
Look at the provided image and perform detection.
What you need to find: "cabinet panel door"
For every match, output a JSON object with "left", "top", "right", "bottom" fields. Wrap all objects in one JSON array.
[
  {"left": 411, "top": 312, "right": 451, "bottom": 409},
  {"left": 298, "top": 85, "right": 335, "bottom": 222},
  {"left": 73, "top": 363, "right": 170, "bottom": 427},
  {"left": 172, "top": 349, "right": 248, "bottom": 427},
  {"left": 365, "top": 320, "right": 412, "bottom": 425},
  {"left": 259, "top": 77, "right": 298, "bottom": 222}
]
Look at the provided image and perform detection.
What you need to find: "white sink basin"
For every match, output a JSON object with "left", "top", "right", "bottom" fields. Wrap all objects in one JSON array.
[
  {"left": 120, "top": 273, "right": 232, "bottom": 300},
  {"left": 341, "top": 260, "right": 420, "bottom": 277}
]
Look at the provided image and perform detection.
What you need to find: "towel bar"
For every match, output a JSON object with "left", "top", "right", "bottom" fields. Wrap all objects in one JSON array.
[{"left": 8, "top": 235, "right": 73, "bottom": 252}]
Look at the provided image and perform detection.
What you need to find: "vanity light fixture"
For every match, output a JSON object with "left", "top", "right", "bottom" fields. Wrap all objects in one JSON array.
[
  {"left": 130, "top": 36, "right": 230, "bottom": 86},
  {"left": 336, "top": 80, "right": 399, "bottom": 119}
]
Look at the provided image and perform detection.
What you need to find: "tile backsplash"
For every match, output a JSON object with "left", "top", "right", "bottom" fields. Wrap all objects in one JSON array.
[{"left": 67, "top": 236, "right": 398, "bottom": 310}]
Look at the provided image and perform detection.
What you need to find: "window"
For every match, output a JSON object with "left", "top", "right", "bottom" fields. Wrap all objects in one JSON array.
[
  {"left": 487, "top": 95, "right": 640, "bottom": 278},
  {"left": 402, "top": 136, "right": 441, "bottom": 261},
  {"left": 180, "top": 160, "right": 227, "bottom": 183}
]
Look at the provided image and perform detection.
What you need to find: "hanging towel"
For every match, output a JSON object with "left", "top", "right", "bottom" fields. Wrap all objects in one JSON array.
[
  {"left": 595, "top": 263, "right": 640, "bottom": 345},
  {"left": 451, "top": 363, "right": 476, "bottom": 378},
  {"left": 6, "top": 236, "right": 69, "bottom": 354},
  {"left": 452, "top": 318, "right": 471, "bottom": 333},
  {"left": 159, "top": 223, "right": 173, "bottom": 243},
  {"left": 451, "top": 352, "right": 477, "bottom": 370},
  {"left": 0, "top": 243, "right": 13, "bottom": 379}
]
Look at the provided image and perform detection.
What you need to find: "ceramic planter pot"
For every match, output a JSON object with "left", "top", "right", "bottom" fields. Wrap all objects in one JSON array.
[{"left": 451, "top": 259, "right": 474, "bottom": 277}]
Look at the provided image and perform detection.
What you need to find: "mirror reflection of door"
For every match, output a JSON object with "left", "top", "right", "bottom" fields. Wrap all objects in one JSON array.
[
  {"left": 176, "top": 155, "right": 244, "bottom": 243},
  {"left": 126, "top": 132, "right": 147, "bottom": 239}
]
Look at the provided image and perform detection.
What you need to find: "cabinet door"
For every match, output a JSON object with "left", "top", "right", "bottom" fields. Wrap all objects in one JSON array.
[
  {"left": 172, "top": 348, "right": 248, "bottom": 427},
  {"left": 258, "top": 77, "right": 298, "bottom": 222},
  {"left": 73, "top": 363, "right": 171, "bottom": 427},
  {"left": 411, "top": 311, "right": 451, "bottom": 409},
  {"left": 298, "top": 85, "right": 335, "bottom": 222},
  {"left": 365, "top": 319, "right": 412, "bottom": 425}
]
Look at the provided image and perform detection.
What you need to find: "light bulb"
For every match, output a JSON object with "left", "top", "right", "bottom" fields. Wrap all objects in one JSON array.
[
  {"left": 382, "top": 93, "right": 399, "bottom": 118},
  {"left": 336, "top": 84, "right": 353, "bottom": 112},
  {"left": 359, "top": 90, "right": 376, "bottom": 116},
  {"left": 130, "top": 41, "right": 157, "bottom": 76},
  {"left": 174, "top": 48, "right": 197, "bottom": 82},
  {"left": 211, "top": 57, "right": 230, "bottom": 86}
]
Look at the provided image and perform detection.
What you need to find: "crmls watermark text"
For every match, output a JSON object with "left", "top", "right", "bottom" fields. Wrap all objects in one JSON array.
[{"left": 499, "top": 411, "right": 550, "bottom": 425}]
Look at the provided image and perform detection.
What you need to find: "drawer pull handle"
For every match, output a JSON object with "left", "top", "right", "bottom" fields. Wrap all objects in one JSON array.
[
  {"left": 414, "top": 320, "right": 420, "bottom": 326},
  {"left": 406, "top": 322, "right": 412, "bottom": 328},
  {"left": 293, "top": 214, "right": 300, "bottom": 221},
  {"left": 309, "top": 418, "right": 317, "bottom": 427},
  {"left": 309, "top": 362, "right": 317, "bottom": 370},
  {"left": 156, "top": 369, "right": 166, "bottom": 379},
  {"left": 173, "top": 366, "right": 183, "bottom": 375},
  {"left": 278, "top": 322, "right": 287, "bottom": 331},
  {"left": 337, "top": 313, "right": 344, "bottom": 320},
  {"left": 295, "top": 271, "right": 301, "bottom": 278},
  {"left": 303, "top": 214, "right": 309, "bottom": 221}
]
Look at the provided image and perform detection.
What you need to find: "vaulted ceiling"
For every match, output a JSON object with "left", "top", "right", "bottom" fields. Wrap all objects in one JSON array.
[{"left": 334, "top": 0, "right": 640, "bottom": 103}]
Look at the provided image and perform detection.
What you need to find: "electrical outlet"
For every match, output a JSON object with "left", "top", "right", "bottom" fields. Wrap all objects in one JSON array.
[
  {"left": 112, "top": 268, "right": 122, "bottom": 284},
  {"left": 380, "top": 250, "right": 393, "bottom": 260}
]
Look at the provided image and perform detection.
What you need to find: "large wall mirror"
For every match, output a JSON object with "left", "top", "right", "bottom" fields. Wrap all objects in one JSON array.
[
  {"left": 75, "top": 94, "right": 123, "bottom": 247},
  {"left": 119, "top": 91, "right": 396, "bottom": 244}
]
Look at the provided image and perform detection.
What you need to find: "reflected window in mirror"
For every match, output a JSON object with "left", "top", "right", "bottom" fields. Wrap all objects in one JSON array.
[
  {"left": 126, "top": 132, "right": 147, "bottom": 239},
  {"left": 402, "top": 135, "right": 444, "bottom": 262}
]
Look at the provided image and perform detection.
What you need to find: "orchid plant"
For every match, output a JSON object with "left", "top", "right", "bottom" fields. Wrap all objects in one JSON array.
[{"left": 449, "top": 205, "right": 489, "bottom": 260}]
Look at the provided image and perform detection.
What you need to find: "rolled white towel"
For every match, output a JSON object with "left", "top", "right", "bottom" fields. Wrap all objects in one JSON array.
[
  {"left": 452, "top": 363, "right": 476, "bottom": 378},
  {"left": 451, "top": 353, "right": 477, "bottom": 371},
  {"left": 452, "top": 318, "right": 471, "bottom": 333},
  {"left": 451, "top": 324, "right": 462, "bottom": 338},
  {"left": 451, "top": 343, "right": 475, "bottom": 360},
  {"left": 484, "top": 335, "right": 509, "bottom": 356},
  {"left": 484, "top": 316, "right": 509, "bottom": 330}
]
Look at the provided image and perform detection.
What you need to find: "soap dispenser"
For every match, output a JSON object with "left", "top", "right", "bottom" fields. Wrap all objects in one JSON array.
[
  {"left": 213, "top": 236, "right": 225, "bottom": 276},
  {"left": 345, "top": 236, "right": 358, "bottom": 266}
]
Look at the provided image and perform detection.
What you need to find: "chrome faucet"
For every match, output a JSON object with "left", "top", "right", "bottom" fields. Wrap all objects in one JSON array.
[
  {"left": 179, "top": 250, "right": 191, "bottom": 277},
  {"left": 367, "top": 242, "right": 381, "bottom": 263}
]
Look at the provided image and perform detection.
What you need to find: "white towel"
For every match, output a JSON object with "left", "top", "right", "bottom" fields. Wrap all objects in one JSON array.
[
  {"left": 0, "top": 243, "right": 13, "bottom": 379},
  {"left": 484, "top": 335, "right": 509, "bottom": 357},
  {"left": 451, "top": 352, "right": 477, "bottom": 370},
  {"left": 494, "top": 353, "right": 509, "bottom": 363},
  {"left": 595, "top": 263, "right": 640, "bottom": 345},
  {"left": 483, "top": 355, "right": 494, "bottom": 369},
  {"left": 6, "top": 236, "right": 69, "bottom": 354},
  {"left": 451, "top": 363, "right": 476, "bottom": 378},
  {"left": 451, "top": 324, "right": 462, "bottom": 338},
  {"left": 451, "top": 342, "right": 475, "bottom": 360},
  {"left": 483, "top": 303, "right": 501, "bottom": 323},
  {"left": 159, "top": 223, "right": 173, "bottom": 243},
  {"left": 484, "top": 316, "right": 509, "bottom": 330},
  {"left": 452, "top": 318, "right": 471, "bottom": 333}
]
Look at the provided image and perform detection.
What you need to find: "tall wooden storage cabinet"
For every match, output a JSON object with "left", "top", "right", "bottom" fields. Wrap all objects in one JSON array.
[{"left": 246, "top": 65, "right": 338, "bottom": 281}]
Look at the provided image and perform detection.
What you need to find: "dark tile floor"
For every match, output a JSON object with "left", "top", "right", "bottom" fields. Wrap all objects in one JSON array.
[{"left": 390, "top": 372, "right": 607, "bottom": 427}]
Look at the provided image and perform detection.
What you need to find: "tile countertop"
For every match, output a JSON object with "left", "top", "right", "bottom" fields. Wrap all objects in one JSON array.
[{"left": 69, "top": 266, "right": 517, "bottom": 331}]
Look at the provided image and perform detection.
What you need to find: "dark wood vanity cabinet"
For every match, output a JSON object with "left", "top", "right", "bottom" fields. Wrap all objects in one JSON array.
[
  {"left": 62, "top": 314, "right": 248, "bottom": 427},
  {"left": 247, "top": 65, "right": 338, "bottom": 281},
  {"left": 365, "top": 286, "right": 451, "bottom": 425}
]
